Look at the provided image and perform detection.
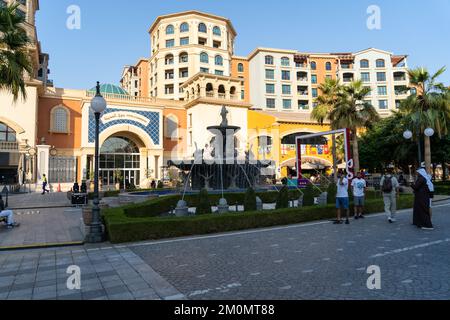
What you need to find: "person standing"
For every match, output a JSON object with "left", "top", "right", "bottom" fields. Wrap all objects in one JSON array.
[
  {"left": 352, "top": 172, "right": 367, "bottom": 219},
  {"left": 334, "top": 171, "right": 350, "bottom": 225},
  {"left": 412, "top": 168, "right": 434, "bottom": 230},
  {"left": 42, "top": 174, "right": 50, "bottom": 195},
  {"left": 380, "top": 169, "right": 400, "bottom": 223}
]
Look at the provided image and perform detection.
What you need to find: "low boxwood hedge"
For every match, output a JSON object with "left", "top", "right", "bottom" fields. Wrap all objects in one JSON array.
[{"left": 103, "top": 195, "right": 414, "bottom": 244}]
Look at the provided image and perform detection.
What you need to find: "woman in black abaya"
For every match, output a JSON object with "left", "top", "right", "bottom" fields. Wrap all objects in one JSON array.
[{"left": 411, "top": 168, "right": 434, "bottom": 230}]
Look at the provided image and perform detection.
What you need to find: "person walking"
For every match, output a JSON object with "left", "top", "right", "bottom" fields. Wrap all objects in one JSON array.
[
  {"left": 334, "top": 171, "right": 350, "bottom": 225},
  {"left": 380, "top": 169, "right": 400, "bottom": 223},
  {"left": 42, "top": 174, "right": 50, "bottom": 195},
  {"left": 352, "top": 172, "right": 367, "bottom": 219},
  {"left": 412, "top": 168, "right": 434, "bottom": 230}
]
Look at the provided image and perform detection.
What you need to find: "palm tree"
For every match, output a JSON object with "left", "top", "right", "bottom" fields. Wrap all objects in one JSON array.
[
  {"left": 0, "top": 3, "right": 33, "bottom": 101},
  {"left": 311, "top": 78, "right": 343, "bottom": 179},
  {"left": 329, "top": 80, "right": 380, "bottom": 174},
  {"left": 400, "top": 67, "right": 449, "bottom": 173}
]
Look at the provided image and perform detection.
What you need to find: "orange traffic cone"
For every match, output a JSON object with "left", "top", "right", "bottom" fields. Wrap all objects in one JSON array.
[{"left": 57, "top": 183, "right": 62, "bottom": 193}]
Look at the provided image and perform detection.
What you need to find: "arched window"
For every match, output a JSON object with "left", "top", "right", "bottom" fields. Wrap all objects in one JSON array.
[
  {"left": 179, "top": 52, "right": 188, "bottom": 63},
  {"left": 198, "top": 23, "right": 207, "bottom": 33},
  {"left": 215, "top": 55, "right": 223, "bottom": 66},
  {"left": 200, "top": 52, "right": 209, "bottom": 63},
  {"left": 265, "top": 55, "right": 274, "bottom": 65},
  {"left": 166, "top": 24, "right": 174, "bottom": 35},
  {"left": 180, "top": 22, "right": 189, "bottom": 33},
  {"left": 281, "top": 57, "right": 290, "bottom": 67},
  {"left": 206, "top": 83, "right": 214, "bottom": 95},
  {"left": 213, "top": 26, "right": 221, "bottom": 36},
  {"left": 165, "top": 115, "right": 179, "bottom": 139},
  {"left": 237, "top": 63, "right": 244, "bottom": 72},
  {"left": 165, "top": 54, "right": 174, "bottom": 65},
  {"left": 230, "top": 86, "right": 237, "bottom": 95},
  {"left": 0, "top": 122, "right": 16, "bottom": 142},
  {"left": 311, "top": 61, "right": 317, "bottom": 70},
  {"left": 51, "top": 106, "right": 69, "bottom": 133},
  {"left": 376, "top": 59, "right": 385, "bottom": 68},
  {"left": 360, "top": 59, "right": 369, "bottom": 68},
  {"left": 325, "top": 62, "right": 332, "bottom": 71}
]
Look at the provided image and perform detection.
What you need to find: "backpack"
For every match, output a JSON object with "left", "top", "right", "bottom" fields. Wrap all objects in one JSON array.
[{"left": 382, "top": 176, "right": 393, "bottom": 193}]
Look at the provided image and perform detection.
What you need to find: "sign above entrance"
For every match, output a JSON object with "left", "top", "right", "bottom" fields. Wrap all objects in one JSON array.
[{"left": 101, "top": 112, "right": 150, "bottom": 127}]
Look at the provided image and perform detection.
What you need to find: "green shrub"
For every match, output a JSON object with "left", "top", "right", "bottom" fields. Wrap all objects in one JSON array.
[
  {"left": 244, "top": 188, "right": 257, "bottom": 212},
  {"left": 196, "top": 189, "right": 212, "bottom": 215},
  {"left": 327, "top": 182, "right": 337, "bottom": 204},
  {"left": 276, "top": 186, "right": 289, "bottom": 209},
  {"left": 303, "top": 182, "right": 320, "bottom": 207},
  {"left": 103, "top": 196, "right": 414, "bottom": 243}
]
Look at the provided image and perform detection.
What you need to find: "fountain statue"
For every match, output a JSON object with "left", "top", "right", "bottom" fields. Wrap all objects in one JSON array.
[{"left": 169, "top": 106, "right": 272, "bottom": 191}]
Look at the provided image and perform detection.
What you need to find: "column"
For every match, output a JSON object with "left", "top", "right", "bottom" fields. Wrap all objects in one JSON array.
[
  {"left": 36, "top": 145, "right": 50, "bottom": 184},
  {"left": 140, "top": 148, "right": 149, "bottom": 187},
  {"left": 80, "top": 154, "right": 88, "bottom": 181},
  {"left": 154, "top": 155, "right": 160, "bottom": 180}
]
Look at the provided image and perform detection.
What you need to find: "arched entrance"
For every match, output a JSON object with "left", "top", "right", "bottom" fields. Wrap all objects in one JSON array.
[{"left": 99, "top": 136, "right": 142, "bottom": 189}]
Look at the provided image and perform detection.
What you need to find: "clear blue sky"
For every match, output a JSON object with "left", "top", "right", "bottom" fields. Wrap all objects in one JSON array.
[{"left": 37, "top": 0, "right": 450, "bottom": 90}]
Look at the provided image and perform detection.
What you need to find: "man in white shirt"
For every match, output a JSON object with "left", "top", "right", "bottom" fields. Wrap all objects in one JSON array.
[
  {"left": 334, "top": 171, "right": 350, "bottom": 225},
  {"left": 352, "top": 172, "right": 367, "bottom": 219},
  {"left": 380, "top": 169, "right": 400, "bottom": 223}
]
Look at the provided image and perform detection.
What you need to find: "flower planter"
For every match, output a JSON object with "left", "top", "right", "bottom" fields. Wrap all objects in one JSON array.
[{"left": 82, "top": 207, "right": 93, "bottom": 225}]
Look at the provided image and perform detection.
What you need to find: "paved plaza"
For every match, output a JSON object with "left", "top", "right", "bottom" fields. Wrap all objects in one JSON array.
[{"left": 0, "top": 197, "right": 449, "bottom": 300}]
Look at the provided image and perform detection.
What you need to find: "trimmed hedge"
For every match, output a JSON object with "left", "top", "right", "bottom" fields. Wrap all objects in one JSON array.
[
  {"left": 196, "top": 189, "right": 212, "bottom": 215},
  {"left": 244, "top": 188, "right": 257, "bottom": 212},
  {"left": 103, "top": 195, "right": 414, "bottom": 244}
]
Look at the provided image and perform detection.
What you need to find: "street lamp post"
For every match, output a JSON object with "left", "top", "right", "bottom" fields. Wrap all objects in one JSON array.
[
  {"left": 403, "top": 127, "right": 435, "bottom": 169},
  {"left": 86, "top": 82, "right": 107, "bottom": 243}
]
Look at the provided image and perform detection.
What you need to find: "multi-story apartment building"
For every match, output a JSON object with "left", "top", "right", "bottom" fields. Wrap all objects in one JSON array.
[
  {"left": 147, "top": 11, "right": 237, "bottom": 100},
  {"left": 120, "top": 65, "right": 140, "bottom": 97}
]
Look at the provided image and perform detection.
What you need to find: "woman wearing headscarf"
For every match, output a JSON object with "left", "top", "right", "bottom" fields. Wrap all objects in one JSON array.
[{"left": 411, "top": 168, "right": 434, "bottom": 230}]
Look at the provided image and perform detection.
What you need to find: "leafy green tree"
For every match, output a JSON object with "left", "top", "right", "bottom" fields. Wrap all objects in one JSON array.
[
  {"left": 0, "top": 3, "right": 33, "bottom": 101},
  {"left": 400, "top": 67, "right": 449, "bottom": 173}
]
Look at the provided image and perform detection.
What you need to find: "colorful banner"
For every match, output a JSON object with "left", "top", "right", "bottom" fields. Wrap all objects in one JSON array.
[{"left": 282, "top": 144, "right": 330, "bottom": 156}]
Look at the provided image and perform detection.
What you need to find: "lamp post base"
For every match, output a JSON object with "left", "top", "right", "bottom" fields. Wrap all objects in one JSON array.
[{"left": 85, "top": 224, "right": 105, "bottom": 243}]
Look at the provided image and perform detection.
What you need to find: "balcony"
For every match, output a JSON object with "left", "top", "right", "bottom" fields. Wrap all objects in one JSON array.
[{"left": 0, "top": 141, "right": 19, "bottom": 152}]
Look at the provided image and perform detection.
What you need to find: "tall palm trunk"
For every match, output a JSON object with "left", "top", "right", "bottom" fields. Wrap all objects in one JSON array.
[
  {"left": 352, "top": 132, "right": 360, "bottom": 174},
  {"left": 424, "top": 135, "right": 432, "bottom": 174},
  {"left": 332, "top": 134, "right": 338, "bottom": 181}
]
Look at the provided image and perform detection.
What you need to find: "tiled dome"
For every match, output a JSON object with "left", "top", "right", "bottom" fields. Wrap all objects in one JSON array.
[{"left": 88, "top": 84, "right": 129, "bottom": 95}]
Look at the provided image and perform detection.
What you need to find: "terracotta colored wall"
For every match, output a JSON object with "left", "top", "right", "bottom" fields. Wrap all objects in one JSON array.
[
  {"left": 163, "top": 107, "right": 187, "bottom": 154},
  {"left": 37, "top": 97, "right": 83, "bottom": 149},
  {"left": 231, "top": 57, "right": 250, "bottom": 103},
  {"left": 309, "top": 56, "right": 338, "bottom": 93},
  {"left": 137, "top": 60, "right": 149, "bottom": 98}
]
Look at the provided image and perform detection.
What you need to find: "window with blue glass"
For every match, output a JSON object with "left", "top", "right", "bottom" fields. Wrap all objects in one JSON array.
[
  {"left": 200, "top": 67, "right": 209, "bottom": 73},
  {"left": 311, "top": 75, "right": 317, "bottom": 84},
  {"left": 265, "top": 69, "right": 274, "bottom": 79},
  {"left": 265, "top": 55, "right": 274, "bottom": 65},
  {"left": 180, "top": 37, "right": 189, "bottom": 46},
  {"left": 215, "top": 55, "right": 223, "bottom": 66},
  {"left": 311, "top": 61, "right": 317, "bottom": 70},
  {"left": 378, "top": 100, "right": 388, "bottom": 109},
  {"left": 166, "top": 39, "right": 175, "bottom": 48},
  {"left": 215, "top": 70, "right": 224, "bottom": 76},
  {"left": 266, "top": 98, "right": 276, "bottom": 108},
  {"left": 238, "top": 63, "right": 244, "bottom": 73},
  {"left": 166, "top": 25, "right": 174, "bottom": 35},
  {"left": 410, "top": 87, "right": 417, "bottom": 95},
  {"left": 377, "top": 72, "right": 386, "bottom": 82},
  {"left": 200, "top": 52, "right": 209, "bottom": 63},
  {"left": 281, "top": 70, "right": 290, "bottom": 81},
  {"left": 283, "top": 99, "right": 292, "bottom": 109},
  {"left": 198, "top": 23, "right": 207, "bottom": 33},
  {"left": 281, "top": 57, "right": 290, "bottom": 67},
  {"left": 180, "top": 22, "right": 189, "bottom": 33},
  {"left": 377, "top": 86, "right": 387, "bottom": 95},
  {"left": 266, "top": 84, "right": 275, "bottom": 94},
  {"left": 213, "top": 26, "right": 221, "bottom": 36},
  {"left": 360, "top": 59, "right": 369, "bottom": 68},
  {"left": 376, "top": 59, "right": 386, "bottom": 68},
  {"left": 326, "top": 62, "right": 332, "bottom": 71},
  {"left": 361, "top": 72, "right": 370, "bottom": 82},
  {"left": 282, "top": 85, "right": 291, "bottom": 95},
  {"left": 312, "top": 88, "right": 318, "bottom": 98}
]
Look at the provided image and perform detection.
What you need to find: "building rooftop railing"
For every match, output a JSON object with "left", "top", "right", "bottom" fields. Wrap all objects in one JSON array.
[{"left": 85, "top": 91, "right": 157, "bottom": 104}]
